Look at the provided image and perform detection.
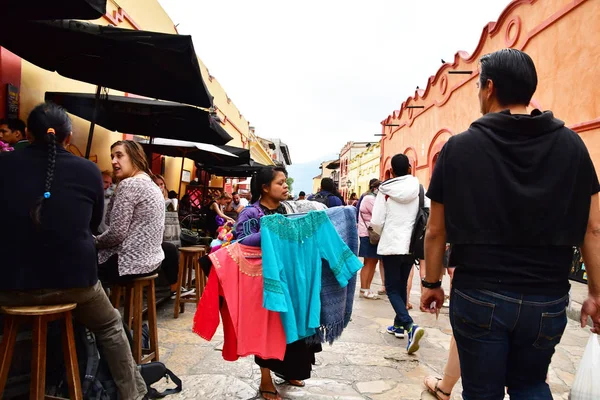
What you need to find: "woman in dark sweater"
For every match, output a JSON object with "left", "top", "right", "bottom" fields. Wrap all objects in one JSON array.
[{"left": 0, "top": 102, "right": 147, "bottom": 399}]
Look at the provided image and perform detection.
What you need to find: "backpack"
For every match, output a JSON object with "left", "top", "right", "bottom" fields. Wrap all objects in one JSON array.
[
  {"left": 46, "top": 321, "right": 117, "bottom": 400},
  {"left": 409, "top": 185, "right": 429, "bottom": 264},
  {"left": 46, "top": 321, "right": 181, "bottom": 399},
  {"left": 312, "top": 192, "right": 335, "bottom": 208}
]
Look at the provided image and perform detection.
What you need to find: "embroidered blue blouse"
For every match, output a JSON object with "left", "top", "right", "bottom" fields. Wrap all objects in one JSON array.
[{"left": 260, "top": 210, "right": 363, "bottom": 343}]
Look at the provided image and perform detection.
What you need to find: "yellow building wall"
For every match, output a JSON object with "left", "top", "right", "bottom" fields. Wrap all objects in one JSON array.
[
  {"left": 15, "top": 0, "right": 273, "bottom": 197},
  {"left": 312, "top": 177, "right": 321, "bottom": 195},
  {"left": 349, "top": 143, "right": 381, "bottom": 197}
]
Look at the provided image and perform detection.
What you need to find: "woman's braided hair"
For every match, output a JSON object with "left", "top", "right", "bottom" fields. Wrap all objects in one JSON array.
[{"left": 28, "top": 102, "right": 72, "bottom": 227}]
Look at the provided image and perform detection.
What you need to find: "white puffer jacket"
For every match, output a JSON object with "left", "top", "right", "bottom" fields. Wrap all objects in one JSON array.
[{"left": 370, "top": 175, "right": 426, "bottom": 256}]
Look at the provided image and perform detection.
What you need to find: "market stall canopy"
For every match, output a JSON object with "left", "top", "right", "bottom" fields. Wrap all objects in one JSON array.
[
  {"left": 5, "top": 0, "right": 107, "bottom": 20},
  {"left": 140, "top": 138, "right": 250, "bottom": 166},
  {"left": 198, "top": 161, "right": 269, "bottom": 178},
  {"left": 2, "top": 19, "right": 212, "bottom": 108},
  {"left": 45, "top": 92, "right": 232, "bottom": 145}
]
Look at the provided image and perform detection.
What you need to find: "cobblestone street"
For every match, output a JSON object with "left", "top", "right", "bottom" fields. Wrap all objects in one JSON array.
[{"left": 154, "top": 270, "right": 589, "bottom": 400}]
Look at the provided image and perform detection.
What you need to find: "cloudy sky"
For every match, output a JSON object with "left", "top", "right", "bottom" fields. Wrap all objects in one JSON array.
[{"left": 158, "top": 0, "right": 511, "bottom": 190}]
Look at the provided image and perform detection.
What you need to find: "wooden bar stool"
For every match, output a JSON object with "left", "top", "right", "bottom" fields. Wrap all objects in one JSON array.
[
  {"left": 173, "top": 246, "right": 207, "bottom": 319},
  {"left": 0, "top": 304, "right": 82, "bottom": 400},
  {"left": 110, "top": 274, "right": 159, "bottom": 364}
]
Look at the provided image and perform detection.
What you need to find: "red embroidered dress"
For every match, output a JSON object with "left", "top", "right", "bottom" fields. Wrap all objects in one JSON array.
[{"left": 193, "top": 242, "right": 287, "bottom": 361}]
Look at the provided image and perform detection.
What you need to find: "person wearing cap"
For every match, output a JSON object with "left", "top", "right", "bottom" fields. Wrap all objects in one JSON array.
[{"left": 357, "top": 178, "right": 382, "bottom": 299}]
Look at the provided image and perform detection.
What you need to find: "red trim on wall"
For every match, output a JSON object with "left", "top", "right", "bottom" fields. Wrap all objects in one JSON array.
[
  {"left": 381, "top": 0, "right": 589, "bottom": 130},
  {"left": 403, "top": 146, "right": 419, "bottom": 168},
  {"left": 521, "top": 0, "right": 586, "bottom": 50},
  {"left": 0, "top": 48, "right": 22, "bottom": 119},
  {"left": 427, "top": 128, "right": 454, "bottom": 171},
  {"left": 570, "top": 118, "right": 600, "bottom": 134},
  {"left": 103, "top": 8, "right": 141, "bottom": 29},
  {"left": 504, "top": 16, "right": 522, "bottom": 47}
]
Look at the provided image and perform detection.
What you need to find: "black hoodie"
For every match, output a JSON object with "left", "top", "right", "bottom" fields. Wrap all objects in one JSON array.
[{"left": 427, "top": 110, "right": 599, "bottom": 294}]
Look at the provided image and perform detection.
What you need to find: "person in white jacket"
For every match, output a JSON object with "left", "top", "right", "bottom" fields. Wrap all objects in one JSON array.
[{"left": 371, "top": 153, "right": 425, "bottom": 355}]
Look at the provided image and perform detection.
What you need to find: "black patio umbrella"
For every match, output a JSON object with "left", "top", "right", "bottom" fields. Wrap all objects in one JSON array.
[
  {"left": 0, "top": 19, "right": 213, "bottom": 156},
  {"left": 140, "top": 139, "right": 249, "bottom": 192},
  {"left": 45, "top": 92, "right": 232, "bottom": 145},
  {"left": 5, "top": 0, "right": 107, "bottom": 20},
  {"left": 141, "top": 139, "right": 250, "bottom": 166},
  {"left": 198, "top": 161, "right": 269, "bottom": 178}
]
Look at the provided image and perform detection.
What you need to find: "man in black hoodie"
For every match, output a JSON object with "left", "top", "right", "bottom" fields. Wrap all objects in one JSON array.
[{"left": 422, "top": 49, "right": 600, "bottom": 399}]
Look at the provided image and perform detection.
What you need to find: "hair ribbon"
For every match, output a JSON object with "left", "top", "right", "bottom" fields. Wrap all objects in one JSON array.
[{"left": 47, "top": 128, "right": 56, "bottom": 135}]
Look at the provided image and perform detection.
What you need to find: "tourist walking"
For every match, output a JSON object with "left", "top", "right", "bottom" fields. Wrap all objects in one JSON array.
[
  {"left": 0, "top": 102, "right": 147, "bottom": 399},
  {"left": 422, "top": 48, "right": 600, "bottom": 400},
  {"left": 371, "top": 154, "right": 425, "bottom": 354},
  {"left": 358, "top": 178, "right": 381, "bottom": 299}
]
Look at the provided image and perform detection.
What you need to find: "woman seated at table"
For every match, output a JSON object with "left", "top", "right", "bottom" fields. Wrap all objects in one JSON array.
[{"left": 96, "top": 140, "right": 165, "bottom": 284}]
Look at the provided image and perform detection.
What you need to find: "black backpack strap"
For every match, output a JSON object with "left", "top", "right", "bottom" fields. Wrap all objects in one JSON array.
[
  {"left": 147, "top": 368, "right": 183, "bottom": 398},
  {"left": 82, "top": 329, "right": 101, "bottom": 395},
  {"left": 419, "top": 184, "right": 424, "bottom": 209}
]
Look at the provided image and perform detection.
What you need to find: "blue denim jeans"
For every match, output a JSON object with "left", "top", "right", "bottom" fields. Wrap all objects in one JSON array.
[
  {"left": 381, "top": 255, "right": 414, "bottom": 329},
  {"left": 450, "top": 288, "right": 569, "bottom": 400}
]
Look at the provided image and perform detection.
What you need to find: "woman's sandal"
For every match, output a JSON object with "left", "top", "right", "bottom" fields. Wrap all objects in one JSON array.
[
  {"left": 360, "top": 289, "right": 379, "bottom": 300},
  {"left": 424, "top": 376, "right": 451, "bottom": 400},
  {"left": 259, "top": 388, "right": 281, "bottom": 400},
  {"left": 274, "top": 373, "right": 306, "bottom": 387}
]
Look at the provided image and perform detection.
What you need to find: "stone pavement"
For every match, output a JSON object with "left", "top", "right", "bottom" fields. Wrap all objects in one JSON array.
[{"left": 153, "top": 268, "right": 590, "bottom": 399}]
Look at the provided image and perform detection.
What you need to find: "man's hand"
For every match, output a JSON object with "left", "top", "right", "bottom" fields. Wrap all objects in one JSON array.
[
  {"left": 581, "top": 295, "right": 600, "bottom": 333},
  {"left": 421, "top": 287, "right": 445, "bottom": 313}
]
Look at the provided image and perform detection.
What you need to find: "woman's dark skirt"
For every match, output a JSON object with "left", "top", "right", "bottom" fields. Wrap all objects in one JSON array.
[{"left": 255, "top": 340, "right": 322, "bottom": 380}]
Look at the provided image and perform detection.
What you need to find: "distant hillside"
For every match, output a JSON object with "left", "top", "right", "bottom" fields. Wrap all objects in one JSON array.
[{"left": 287, "top": 153, "right": 337, "bottom": 197}]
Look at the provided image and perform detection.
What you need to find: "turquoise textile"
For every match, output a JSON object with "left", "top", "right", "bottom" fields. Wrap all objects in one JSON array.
[{"left": 260, "top": 210, "right": 363, "bottom": 343}]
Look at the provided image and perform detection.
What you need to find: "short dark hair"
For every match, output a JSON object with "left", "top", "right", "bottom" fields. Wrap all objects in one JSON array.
[
  {"left": 232, "top": 191, "right": 239, "bottom": 196},
  {"left": 479, "top": 49, "right": 537, "bottom": 106},
  {"left": 320, "top": 177, "right": 335, "bottom": 192},
  {"left": 299, "top": 191, "right": 306, "bottom": 197},
  {"left": 391, "top": 154, "right": 410, "bottom": 177},
  {"left": 0, "top": 118, "right": 26, "bottom": 135}
]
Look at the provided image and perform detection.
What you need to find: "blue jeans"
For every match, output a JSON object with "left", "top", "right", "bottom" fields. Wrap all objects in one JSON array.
[
  {"left": 381, "top": 255, "right": 414, "bottom": 329},
  {"left": 450, "top": 288, "right": 569, "bottom": 400}
]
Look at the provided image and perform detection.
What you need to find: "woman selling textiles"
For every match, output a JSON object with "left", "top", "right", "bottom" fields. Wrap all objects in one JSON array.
[
  {"left": 95, "top": 140, "right": 165, "bottom": 284},
  {"left": 236, "top": 166, "right": 321, "bottom": 400}
]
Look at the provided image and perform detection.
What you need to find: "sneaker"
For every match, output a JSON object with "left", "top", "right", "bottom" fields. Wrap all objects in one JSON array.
[
  {"left": 387, "top": 325, "right": 404, "bottom": 339},
  {"left": 170, "top": 287, "right": 195, "bottom": 300},
  {"left": 406, "top": 324, "right": 425, "bottom": 355}
]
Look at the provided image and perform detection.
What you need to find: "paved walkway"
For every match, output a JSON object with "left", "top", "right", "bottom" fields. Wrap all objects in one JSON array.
[{"left": 154, "top": 268, "right": 589, "bottom": 399}]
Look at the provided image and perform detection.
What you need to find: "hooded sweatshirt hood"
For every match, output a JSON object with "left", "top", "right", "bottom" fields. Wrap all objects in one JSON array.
[
  {"left": 378, "top": 175, "right": 419, "bottom": 204},
  {"left": 470, "top": 109, "right": 566, "bottom": 171}
]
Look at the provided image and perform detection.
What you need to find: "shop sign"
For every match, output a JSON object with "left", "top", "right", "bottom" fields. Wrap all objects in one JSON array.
[{"left": 6, "top": 84, "right": 19, "bottom": 119}]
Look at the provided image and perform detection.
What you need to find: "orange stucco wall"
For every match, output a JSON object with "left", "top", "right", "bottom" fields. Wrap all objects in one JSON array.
[{"left": 380, "top": 0, "right": 600, "bottom": 188}]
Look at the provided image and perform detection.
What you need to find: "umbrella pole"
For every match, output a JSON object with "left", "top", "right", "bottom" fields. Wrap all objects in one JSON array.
[
  {"left": 84, "top": 85, "right": 102, "bottom": 159},
  {"left": 178, "top": 155, "right": 186, "bottom": 197}
]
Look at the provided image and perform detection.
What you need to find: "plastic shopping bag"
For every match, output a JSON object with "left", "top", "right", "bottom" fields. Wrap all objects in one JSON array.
[{"left": 570, "top": 334, "right": 600, "bottom": 400}]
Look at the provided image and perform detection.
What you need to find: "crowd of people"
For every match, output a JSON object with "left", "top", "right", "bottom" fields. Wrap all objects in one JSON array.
[{"left": 1, "top": 48, "right": 600, "bottom": 400}]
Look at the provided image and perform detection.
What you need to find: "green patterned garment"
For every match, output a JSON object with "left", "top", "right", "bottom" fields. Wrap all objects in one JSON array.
[{"left": 260, "top": 210, "right": 363, "bottom": 344}]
